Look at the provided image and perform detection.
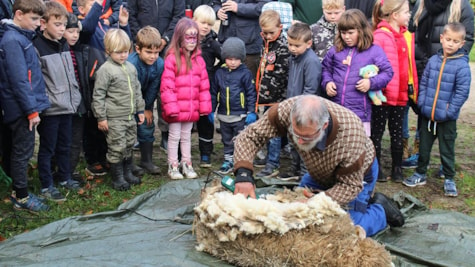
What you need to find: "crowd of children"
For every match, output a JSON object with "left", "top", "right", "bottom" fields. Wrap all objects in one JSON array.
[{"left": 0, "top": 0, "right": 472, "bottom": 213}]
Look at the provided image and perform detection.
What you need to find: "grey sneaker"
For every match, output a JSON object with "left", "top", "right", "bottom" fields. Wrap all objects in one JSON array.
[
  {"left": 444, "top": 179, "right": 458, "bottom": 197},
  {"left": 256, "top": 165, "right": 279, "bottom": 178},
  {"left": 402, "top": 172, "right": 426, "bottom": 187},
  {"left": 59, "top": 179, "right": 81, "bottom": 190},
  {"left": 41, "top": 186, "right": 66, "bottom": 202}
]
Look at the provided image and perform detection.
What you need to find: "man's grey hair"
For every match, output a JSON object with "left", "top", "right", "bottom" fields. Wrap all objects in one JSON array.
[{"left": 290, "top": 95, "right": 330, "bottom": 128}]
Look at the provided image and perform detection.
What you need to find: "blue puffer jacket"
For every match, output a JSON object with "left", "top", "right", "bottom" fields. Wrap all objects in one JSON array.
[
  {"left": 418, "top": 48, "right": 471, "bottom": 122},
  {"left": 212, "top": 63, "right": 256, "bottom": 116},
  {"left": 0, "top": 21, "right": 50, "bottom": 123},
  {"left": 321, "top": 45, "right": 393, "bottom": 122}
]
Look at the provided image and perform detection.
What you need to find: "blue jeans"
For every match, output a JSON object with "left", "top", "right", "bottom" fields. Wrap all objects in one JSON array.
[
  {"left": 299, "top": 160, "right": 387, "bottom": 236},
  {"left": 266, "top": 137, "right": 281, "bottom": 168},
  {"left": 136, "top": 115, "right": 155, "bottom": 143},
  {"left": 37, "top": 114, "right": 73, "bottom": 188}
]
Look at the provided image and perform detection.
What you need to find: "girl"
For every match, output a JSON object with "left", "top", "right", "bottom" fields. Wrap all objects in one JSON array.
[
  {"left": 371, "top": 0, "right": 418, "bottom": 183},
  {"left": 160, "top": 17, "right": 212, "bottom": 180},
  {"left": 321, "top": 9, "right": 393, "bottom": 136}
]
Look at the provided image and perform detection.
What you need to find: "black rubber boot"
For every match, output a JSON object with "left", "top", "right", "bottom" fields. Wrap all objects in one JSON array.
[
  {"left": 123, "top": 157, "right": 141, "bottom": 185},
  {"left": 110, "top": 161, "right": 130, "bottom": 191},
  {"left": 160, "top": 131, "right": 168, "bottom": 151},
  {"left": 132, "top": 164, "right": 145, "bottom": 177},
  {"left": 377, "top": 161, "right": 387, "bottom": 182},
  {"left": 370, "top": 192, "right": 405, "bottom": 227},
  {"left": 391, "top": 151, "right": 404, "bottom": 182},
  {"left": 139, "top": 142, "right": 161, "bottom": 174}
]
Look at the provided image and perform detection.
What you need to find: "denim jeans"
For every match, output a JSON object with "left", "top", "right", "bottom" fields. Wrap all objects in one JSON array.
[{"left": 266, "top": 137, "right": 281, "bottom": 168}]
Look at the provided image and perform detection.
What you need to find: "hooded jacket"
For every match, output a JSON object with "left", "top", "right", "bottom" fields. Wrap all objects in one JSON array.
[
  {"left": 0, "top": 21, "right": 50, "bottom": 123},
  {"left": 418, "top": 48, "right": 471, "bottom": 122}
]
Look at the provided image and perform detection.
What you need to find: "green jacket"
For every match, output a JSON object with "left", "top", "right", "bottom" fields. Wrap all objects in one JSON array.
[{"left": 280, "top": 0, "right": 322, "bottom": 25}]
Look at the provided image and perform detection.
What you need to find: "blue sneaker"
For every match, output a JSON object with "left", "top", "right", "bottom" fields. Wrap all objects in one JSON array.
[
  {"left": 200, "top": 155, "right": 211, "bottom": 168},
  {"left": 10, "top": 193, "right": 50, "bottom": 213},
  {"left": 41, "top": 186, "right": 66, "bottom": 202},
  {"left": 402, "top": 172, "right": 427, "bottom": 187},
  {"left": 402, "top": 153, "right": 418, "bottom": 169},
  {"left": 438, "top": 165, "right": 445, "bottom": 179},
  {"left": 444, "top": 179, "right": 458, "bottom": 197},
  {"left": 256, "top": 164, "right": 279, "bottom": 178},
  {"left": 219, "top": 161, "right": 233, "bottom": 174}
]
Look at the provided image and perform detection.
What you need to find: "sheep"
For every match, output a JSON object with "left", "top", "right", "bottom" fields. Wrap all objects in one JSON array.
[{"left": 193, "top": 179, "right": 393, "bottom": 267}]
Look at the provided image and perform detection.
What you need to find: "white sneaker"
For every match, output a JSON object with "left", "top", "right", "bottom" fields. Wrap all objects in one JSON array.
[
  {"left": 181, "top": 161, "right": 198, "bottom": 179},
  {"left": 168, "top": 163, "right": 184, "bottom": 180}
]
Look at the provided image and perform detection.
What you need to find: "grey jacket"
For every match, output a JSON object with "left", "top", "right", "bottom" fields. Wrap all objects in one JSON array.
[{"left": 287, "top": 48, "right": 322, "bottom": 98}]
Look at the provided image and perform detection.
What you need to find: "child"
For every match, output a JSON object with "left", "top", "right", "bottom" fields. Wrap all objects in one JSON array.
[
  {"left": 193, "top": 5, "right": 222, "bottom": 168},
  {"left": 321, "top": 9, "right": 393, "bottom": 137},
  {"left": 33, "top": 2, "right": 82, "bottom": 201},
  {"left": 403, "top": 22, "right": 471, "bottom": 197},
  {"left": 279, "top": 21, "right": 321, "bottom": 180},
  {"left": 254, "top": 10, "right": 290, "bottom": 179},
  {"left": 210, "top": 37, "right": 257, "bottom": 175},
  {"left": 128, "top": 26, "right": 164, "bottom": 175},
  {"left": 160, "top": 17, "right": 212, "bottom": 179},
  {"left": 310, "top": 0, "right": 345, "bottom": 61},
  {"left": 371, "top": 0, "right": 418, "bottom": 183},
  {"left": 63, "top": 13, "right": 107, "bottom": 183},
  {"left": 0, "top": 0, "right": 50, "bottom": 212},
  {"left": 92, "top": 28, "right": 145, "bottom": 191}
]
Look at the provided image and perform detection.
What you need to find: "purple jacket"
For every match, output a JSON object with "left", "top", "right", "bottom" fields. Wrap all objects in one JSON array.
[{"left": 321, "top": 45, "right": 393, "bottom": 122}]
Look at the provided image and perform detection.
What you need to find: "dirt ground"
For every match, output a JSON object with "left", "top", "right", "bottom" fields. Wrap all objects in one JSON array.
[{"left": 375, "top": 63, "right": 475, "bottom": 215}]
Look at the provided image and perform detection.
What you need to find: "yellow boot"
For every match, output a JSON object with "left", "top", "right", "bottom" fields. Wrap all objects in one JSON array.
[{"left": 402, "top": 138, "right": 409, "bottom": 159}]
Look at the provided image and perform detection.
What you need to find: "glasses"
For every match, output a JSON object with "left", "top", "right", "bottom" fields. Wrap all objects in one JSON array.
[
  {"left": 288, "top": 125, "right": 322, "bottom": 142},
  {"left": 184, "top": 33, "right": 198, "bottom": 44}
]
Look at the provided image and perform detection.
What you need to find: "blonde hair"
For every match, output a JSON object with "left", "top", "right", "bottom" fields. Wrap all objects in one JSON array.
[
  {"left": 322, "top": 0, "right": 345, "bottom": 10},
  {"left": 104, "top": 28, "right": 131, "bottom": 54},
  {"left": 193, "top": 5, "right": 216, "bottom": 25},
  {"left": 259, "top": 10, "right": 281, "bottom": 27},
  {"left": 136, "top": 26, "right": 162, "bottom": 49},
  {"left": 372, "top": 0, "right": 408, "bottom": 29},
  {"left": 413, "top": 0, "right": 462, "bottom": 27}
]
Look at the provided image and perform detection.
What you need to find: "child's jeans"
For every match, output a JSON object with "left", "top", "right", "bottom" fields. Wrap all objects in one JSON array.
[
  {"left": 220, "top": 119, "right": 246, "bottom": 162},
  {"left": 167, "top": 122, "right": 193, "bottom": 164}
]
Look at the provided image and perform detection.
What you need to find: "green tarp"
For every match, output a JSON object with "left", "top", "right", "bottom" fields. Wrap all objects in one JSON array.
[{"left": 0, "top": 179, "right": 474, "bottom": 266}]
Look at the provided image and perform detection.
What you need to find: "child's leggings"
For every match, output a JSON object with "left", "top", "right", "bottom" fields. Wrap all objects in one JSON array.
[{"left": 167, "top": 122, "right": 193, "bottom": 164}]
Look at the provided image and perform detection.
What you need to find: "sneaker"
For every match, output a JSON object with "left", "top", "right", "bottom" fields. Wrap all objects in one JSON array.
[
  {"left": 402, "top": 153, "right": 418, "bottom": 169},
  {"left": 85, "top": 163, "right": 107, "bottom": 176},
  {"left": 181, "top": 161, "right": 198, "bottom": 179},
  {"left": 219, "top": 161, "right": 233, "bottom": 174},
  {"left": 168, "top": 163, "right": 184, "bottom": 180},
  {"left": 402, "top": 172, "right": 426, "bottom": 187},
  {"left": 253, "top": 157, "right": 267, "bottom": 167},
  {"left": 200, "top": 155, "right": 212, "bottom": 168},
  {"left": 10, "top": 193, "right": 50, "bottom": 213},
  {"left": 438, "top": 165, "right": 445, "bottom": 179},
  {"left": 256, "top": 164, "right": 279, "bottom": 178},
  {"left": 59, "top": 179, "right": 81, "bottom": 190},
  {"left": 444, "top": 179, "right": 458, "bottom": 197},
  {"left": 277, "top": 168, "right": 300, "bottom": 181},
  {"left": 40, "top": 186, "right": 66, "bottom": 202}
]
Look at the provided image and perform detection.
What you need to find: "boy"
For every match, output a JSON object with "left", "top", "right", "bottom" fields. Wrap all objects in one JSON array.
[
  {"left": 33, "top": 1, "right": 82, "bottom": 202},
  {"left": 254, "top": 10, "right": 290, "bottom": 179},
  {"left": 210, "top": 37, "right": 257, "bottom": 174},
  {"left": 0, "top": 0, "right": 50, "bottom": 212},
  {"left": 310, "top": 0, "right": 345, "bottom": 61},
  {"left": 280, "top": 22, "right": 322, "bottom": 180},
  {"left": 403, "top": 23, "right": 471, "bottom": 197},
  {"left": 193, "top": 4, "right": 222, "bottom": 167},
  {"left": 92, "top": 28, "right": 145, "bottom": 191},
  {"left": 63, "top": 13, "right": 107, "bottom": 183},
  {"left": 127, "top": 26, "right": 164, "bottom": 175}
]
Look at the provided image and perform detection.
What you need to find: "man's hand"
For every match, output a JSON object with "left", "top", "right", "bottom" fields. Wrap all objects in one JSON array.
[
  {"left": 98, "top": 120, "right": 108, "bottom": 132},
  {"left": 28, "top": 116, "right": 40, "bottom": 131},
  {"left": 222, "top": 0, "right": 238, "bottom": 13},
  {"left": 234, "top": 182, "right": 257, "bottom": 199},
  {"left": 118, "top": 5, "right": 128, "bottom": 26},
  {"left": 144, "top": 110, "right": 153, "bottom": 126},
  {"left": 159, "top": 38, "right": 167, "bottom": 51},
  {"left": 137, "top": 113, "right": 145, "bottom": 125}
]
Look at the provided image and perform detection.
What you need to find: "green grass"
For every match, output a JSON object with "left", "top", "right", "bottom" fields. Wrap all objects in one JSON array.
[{"left": 470, "top": 45, "right": 475, "bottom": 62}]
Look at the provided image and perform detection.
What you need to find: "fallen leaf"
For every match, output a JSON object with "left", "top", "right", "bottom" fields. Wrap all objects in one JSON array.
[
  {"left": 77, "top": 188, "right": 85, "bottom": 195},
  {"left": 103, "top": 191, "right": 110, "bottom": 197},
  {"left": 95, "top": 179, "right": 104, "bottom": 184},
  {"left": 84, "top": 210, "right": 93, "bottom": 215},
  {"left": 0, "top": 235, "right": 6, "bottom": 242}
]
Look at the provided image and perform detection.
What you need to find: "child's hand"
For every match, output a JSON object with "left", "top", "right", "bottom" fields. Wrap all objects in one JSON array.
[
  {"left": 28, "top": 116, "right": 40, "bottom": 131},
  {"left": 144, "top": 110, "right": 153, "bottom": 126},
  {"left": 118, "top": 5, "right": 128, "bottom": 26},
  {"left": 103, "top": 19, "right": 110, "bottom": 26},
  {"left": 356, "top": 78, "right": 370, "bottom": 92},
  {"left": 326, "top": 82, "right": 337, "bottom": 97},
  {"left": 98, "top": 120, "right": 108, "bottom": 132},
  {"left": 137, "top": 113, "right": 145, "bottom": 125}
]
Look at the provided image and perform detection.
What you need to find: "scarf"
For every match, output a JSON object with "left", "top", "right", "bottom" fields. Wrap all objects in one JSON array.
[{"left": 417, "top": 0, "right": 451, "bottom": 55}]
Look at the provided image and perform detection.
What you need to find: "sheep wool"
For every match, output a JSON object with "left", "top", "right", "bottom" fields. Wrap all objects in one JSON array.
[{"left": 193, "top": 180, "right": 393, "bottom": 267}]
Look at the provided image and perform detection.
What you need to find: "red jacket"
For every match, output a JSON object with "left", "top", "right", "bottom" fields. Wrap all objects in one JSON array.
[
  {"left": 160, "top": 49, "right": 212, "bottom": 123},
  {"left": 373, "top": 21, "right": 418, "bottom": 106}
]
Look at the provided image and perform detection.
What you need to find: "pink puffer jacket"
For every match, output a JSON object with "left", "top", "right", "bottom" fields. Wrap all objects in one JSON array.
[{"left": 160, "top": 49, "right": 212, "bottom": 123}]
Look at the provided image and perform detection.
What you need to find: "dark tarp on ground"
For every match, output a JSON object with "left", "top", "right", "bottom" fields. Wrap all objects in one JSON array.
[{"left": 0, "top": 179, "right": 474, "bottom": 266}]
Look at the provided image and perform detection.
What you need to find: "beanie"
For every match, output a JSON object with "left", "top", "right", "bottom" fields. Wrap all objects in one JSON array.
[
  {"left": 66, "top": 13, "right": 82, "bottom": 30},
  {"left": 221, "top": 37, "right": 246, "bottom": 61}
]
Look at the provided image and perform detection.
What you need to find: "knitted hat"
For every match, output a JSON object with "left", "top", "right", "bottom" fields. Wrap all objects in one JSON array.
[
  {"left": 66, "top": 13, "right": 82, "bottom": 30},
  {"left": 221, "top": 37, "right": 246, "bottom": 61}
]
